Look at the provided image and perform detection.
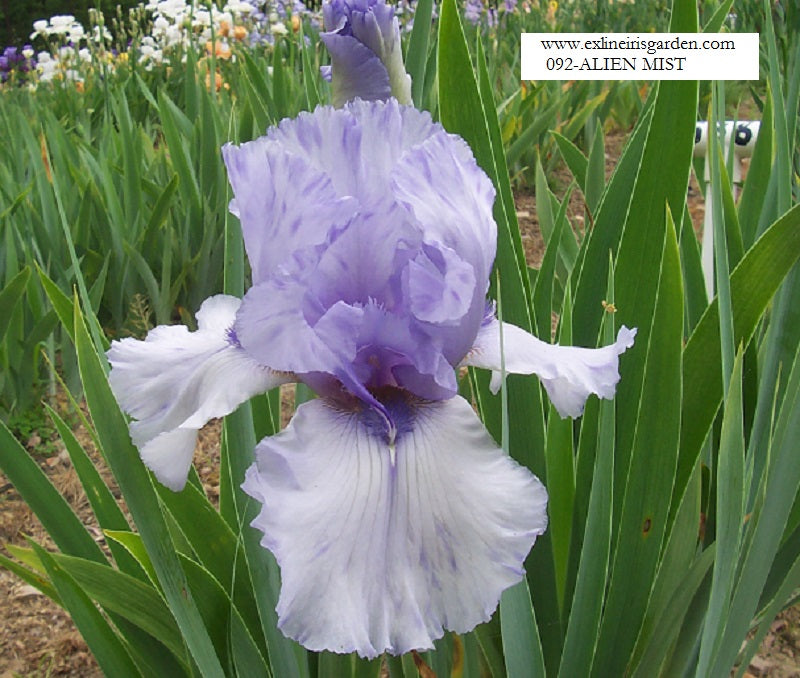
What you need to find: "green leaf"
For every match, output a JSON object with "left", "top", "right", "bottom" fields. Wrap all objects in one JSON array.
[
  {"left": 0, "top": 266, "right": 30, "bottom": 343},
  {"left": 500, "top": 578, "right": 545, "bottom": 678},
  {"left": 628, "top": 456, "right": 701, "bottom": 672},
  {"left": 74, "top": 301, "right": 226, "bottom": 677},
  {"left": 405, "top": 0, "right": 433, "bottom": 108},
  {"left": 158, "top": 90, "right": 202, "bottom": 210},
  {"left": 585, "top": 123, "right": 605, "bottom": 215},
  {"left": 33, "top": 543, "right": 142, "bottom": 678},
  {"left": 105, "top": 531, "right": 159, "bottom": 586},
  {"left": 37, "top": 264, "right": 75, "bottom": 341},
  {"left": 0, "top": 550, "right": 60, "bottom": 602},
  {"left": 52, "top": 553, "right": 186, "bottom": 661},
  {"left": 298, "top": 22, "right": 320, "bottom": 111},
  {"left": 45, "top": 404, "right": 146, "bottom": 580},
  {"left": 155, "top": 480, "right": 266, "bottom": 659},
  {"left": 0, "top": 420, "right": 107, "bottom": 565},
  {"left": 737, "top": 91, "right": 772, "bottom": 248},
  {"left": 678, "top": 204, "right": 800, "bottom": 505},
  {"left": 695, "top": 350, "right": 746, "bottom": 675},
  {"left": 558, "top": 287, "right": 617, "bottom": 677},
  {"left": 552, "top": 132, "right": 588, "bottom": 195},
  {"left": 710, "top": 346, "right": 800, "bottom": 675},
  {"left": 570, "top": 98, "right": 653, "bottom": 344},
  {"left": 592, "top": 209, "right": 684, "bottom": 678},
  {"left": 630, "top": 546, "right": 715, "bottom": 677},
  {"left": 181, "top": 555, "right": 270, "bottom": 676}
]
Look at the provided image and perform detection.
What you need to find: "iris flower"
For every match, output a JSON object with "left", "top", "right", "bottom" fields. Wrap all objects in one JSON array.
[
  {"left": 108, "top": 99, "right": 634, "bottom": 657},
  {"left": 320, "top": 0, "right": 412, "bottom": 106}
]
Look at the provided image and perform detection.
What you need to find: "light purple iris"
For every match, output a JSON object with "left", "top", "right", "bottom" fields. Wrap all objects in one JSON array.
[
  {"left": 107, "top": 98, "right": 634, "bottom": 658},
  {"left": 320, "top": 0, "right": 412, "bottom": 106}
]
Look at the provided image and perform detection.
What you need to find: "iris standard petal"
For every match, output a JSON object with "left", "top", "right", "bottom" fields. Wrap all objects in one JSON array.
[
  {"left": 391, "top": 130, "right": 497, "bottom": 362},
  {"left": 392, "top": 130, "right": 497, "bottom": 278},
  {"left": 242, "top": 395, "right": 547, "bottom": 658},
  {"left": 264, "top": 99, "right": 439, "bottom": 205},
  {"left": 222, "top": 139, "right": 358, "bottom": 285},
  {"left": 108, "top": 295, "right": 290, "bottom": 491},
  {"left": 464, "top": 317, "right": 637, "bottom": 418}
]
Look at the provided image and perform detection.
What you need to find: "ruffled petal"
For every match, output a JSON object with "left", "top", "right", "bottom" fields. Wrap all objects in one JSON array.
[
  {"left": 223, "top": 139, "right": 358, "bottom": 285},
  {"left": 391, "top": 131, "right": 498, "bottom": 361},
  {"left": 265, "top": 100, "right": 438, "bottom": 205},
  {"left": 242, "top": 395, "right": 547, "bottom": 658},
  {"left": 392, "top": 130, "right": 497, "bottom": 279},
  {"left": 108, "top": 295, "right": 289, "bottom": 491},
  {"left": 463, "top": 317, "right": 637, "bottom": 418},
  {"left": 235, "top": 276, "right": 363, "bottom": 379},
  {"left": 404, "top": 243, "right": 476, "bottom": 326}
]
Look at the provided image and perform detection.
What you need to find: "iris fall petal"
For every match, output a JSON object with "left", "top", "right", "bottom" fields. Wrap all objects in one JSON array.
[
  {"left": 464, "top": 317, "right": 637, "bottom": 418},
  {"left": 107, "top": 295, "right": 289, "bottom": 491},
  {"left": 242, "top": 395, "right": 547, "bottom": 658}
]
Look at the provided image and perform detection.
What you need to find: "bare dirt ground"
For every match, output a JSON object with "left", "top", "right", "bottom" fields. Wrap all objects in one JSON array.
[{"left": 1, "top": 131, "right": 797, "bottom": 677}]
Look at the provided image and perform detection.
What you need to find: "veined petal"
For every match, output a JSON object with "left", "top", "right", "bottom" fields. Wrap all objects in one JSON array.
[
  {"left": 320, "top": 33, "right": 392, "bottom": 107},
  {"left": 108, "top": 295, "right": 289, "bottom": 491},
  {"left": 392, "top": 130, "right": 497, "bottom": 278},
  {"left": 322, "top": 0, "right": 412, "bottom": 106},
  {"left": 265, "top": 100, "right": 439, "bottom": 206},
  {"left": 464, "top": 317, "right": 636, "bottom": 418},
  {"left": 223, "top": 139, "right": 358, "bottom": 285},
  {"left": 242, "top": 395, "right": 547, "bottom": 658}
]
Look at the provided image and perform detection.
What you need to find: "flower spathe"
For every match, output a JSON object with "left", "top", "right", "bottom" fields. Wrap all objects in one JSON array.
[{"left": 107, "top": 98, "right": 634, "bottom": 657}]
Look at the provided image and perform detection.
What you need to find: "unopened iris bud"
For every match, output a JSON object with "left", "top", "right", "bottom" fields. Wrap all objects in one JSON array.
[{"left": 321, "top": 0, "right": 412, "bottom": 107}]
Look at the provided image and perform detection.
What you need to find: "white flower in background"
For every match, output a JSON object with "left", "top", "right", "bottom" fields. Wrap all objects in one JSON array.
[
  {"left": 48, "top": 15, "right": 76, "bottom": 33},
  {"left": 91, "top": 25, "right": 112, "bottom": 43},
  {"left": 225, "top": 0, "right": 255, "bottom": 15},
  {"left": 31, "top": 20, "right": 48, "bottom": 38},
  {"left": 67, "top": 23, "right": 85, "bottom": 42},
  {"left": 36, "top": 52, "right": 59, "bottom": 81}
]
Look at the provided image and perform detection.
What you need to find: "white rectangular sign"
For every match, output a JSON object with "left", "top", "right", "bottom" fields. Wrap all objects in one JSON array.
[{"left": 521, "top": 33, "right": 759, "bottom": 80}]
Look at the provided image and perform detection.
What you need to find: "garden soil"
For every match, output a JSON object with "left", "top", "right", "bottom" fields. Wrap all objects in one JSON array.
[{"left": 2, "top": 143, "right": 798, "bottom": 677}]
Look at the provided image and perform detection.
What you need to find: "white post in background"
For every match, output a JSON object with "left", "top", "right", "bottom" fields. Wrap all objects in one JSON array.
[{"left": 693, "top": 120, "right": 760, "bottom": 300}]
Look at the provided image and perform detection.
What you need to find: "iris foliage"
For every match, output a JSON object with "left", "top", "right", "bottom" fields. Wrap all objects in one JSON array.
[{"left": 1, "top": 0, "right": 800, "bottom": 675}]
